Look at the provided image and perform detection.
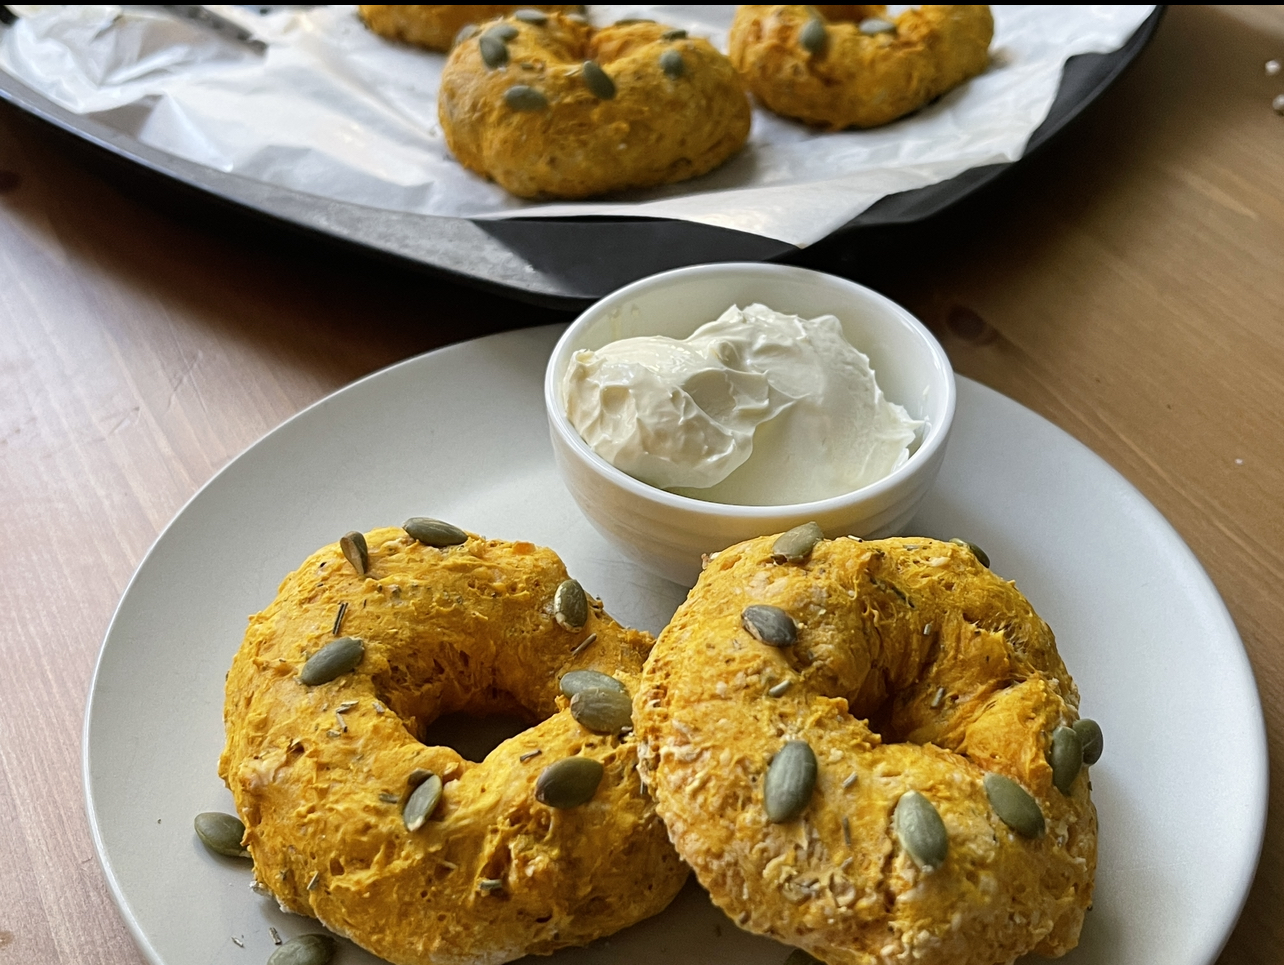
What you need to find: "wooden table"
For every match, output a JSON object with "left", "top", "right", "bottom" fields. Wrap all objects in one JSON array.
[{"left": 1, "top": 5, "right": 1280, "bottom": 963}]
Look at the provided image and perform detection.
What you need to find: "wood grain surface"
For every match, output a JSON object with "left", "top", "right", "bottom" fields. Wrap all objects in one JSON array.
[{"left": 1, "top": 5, "right": 1281, "bottom": 964}]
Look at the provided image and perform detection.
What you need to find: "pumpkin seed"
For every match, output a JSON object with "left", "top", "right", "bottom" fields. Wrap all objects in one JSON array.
[
  {"left": 479, "top": 33, "right": 509, "bottom": 68},
  {"left": 1049, "top": 726, "right": 1084, "bottom": 793},
  {"left": 799, "top": 17, "right": 827, "bottom": 55},
  {"left": 893, "top": 791, "right": 948, "bottom": 869},
  {"left": 513, "top": 9, "right": 547, "bottom": 24},
  {"left": 659, "top": 48, "right": 685, "bottom": 79},
  {"left": 194, "top": 811, "right": 249, "bottom": 858},
  {"left": 984, "top": 773, "right": 1045, "bottom": 838},
  {"left": 299, "top": 636, "right": 364, "bottom": 685},
  {"left": 764, "top": 740, "right": 817, "bottom": 822},
  {"left": 403, "top": 773, "right": 443, "bottom": 831},
  {"left": 267, "top": 934, "right": 336, "bottom": 965},
  {"left": 767, "top": 680, "right": 792, "bottom": 697},
  {"left": 536, "top": 756, "right": 604, "bottom": 808},
  {"left": 614, "top": 18, "right": 654, "bottom": 26},
  {"left": 784, "top": 951, "right": 823, "bottom": 965},
  {"left": 742, "top": 605, "right": 798, "bottom": 647},
  {"left": 403, "top": 517, "right": 468, "bottom": 546},
  {"left": 1073, "top": 718, "right": 1104, "bottom": 765},
  {"left": 581, "top": 60, "right": 616, "bottom": 99},
  {"left": 407, "top": 767, "right": 433, "bottom": 787},
  {"left": 771, "top": 521, "right": 824, "bottom": 563},
  {"left": 559, "top": 669, "right": 626, "bottom": 698},
  {"left": 859, "top": 16, "right": 896, "bottom": 35},
  {"left": 553, "top": 578, "right": 588, "bottom": 630},
  {"left": 484, "top": 23, "right": 519, "bottom": 42},
  {"left": 660, "top": 28, "right": 687, "bottom": 41},
  {"left": 453, "top": 23, "right": 480, "bottom": 47},
  {"left": 949, "top": 537, "right": 990, "bottom": 568},
  {"left": 339, "top": 530, "right": 368, "bottom": 576},
  {"left": 571, "top": 687, "right": 633, "bottom": 733},
  {"left": 479, "top": 877, "right": 504, "bottom": 892}
]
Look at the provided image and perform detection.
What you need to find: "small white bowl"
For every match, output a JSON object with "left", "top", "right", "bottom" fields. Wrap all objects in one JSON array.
[{"left": 544, "top": 263, "right": 955, "bottom": 585}]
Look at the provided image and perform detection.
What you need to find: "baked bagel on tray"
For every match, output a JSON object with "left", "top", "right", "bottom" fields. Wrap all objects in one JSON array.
[
  {"left": 729, "top": 5, "right": 994, "bottom": 129},
  {"left": 358, "top": 5, "right": 585, "bottom": 52},
  {"left": 438, "top": 11, "right": 751, "bottom": 198}
]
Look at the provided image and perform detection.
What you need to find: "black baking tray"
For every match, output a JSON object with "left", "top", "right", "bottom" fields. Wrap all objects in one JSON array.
[{"left": 0, "top": 7, "right": 1162, "bottom": 307}]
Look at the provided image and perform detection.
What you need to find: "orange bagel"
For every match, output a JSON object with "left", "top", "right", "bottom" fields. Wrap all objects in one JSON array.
[
  {"left": 633, "top": 534, "right": 1098, "bottom": 965},
  {"left": 358, "top": 6, "right": 583, "bottom": 51},
  {"left": 220, "top": 525, "right": 687, "bottom": 965},
  {"left": 729, "top": 5, "right": 994, "bottom": 129},
  {"left": 439, "top": 12, "right": 751, "bottom": 199}
]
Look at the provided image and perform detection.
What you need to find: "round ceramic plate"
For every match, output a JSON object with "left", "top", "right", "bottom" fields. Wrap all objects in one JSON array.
[{"left": 85, "top": 324, "right": 1265, "bottom": 965}]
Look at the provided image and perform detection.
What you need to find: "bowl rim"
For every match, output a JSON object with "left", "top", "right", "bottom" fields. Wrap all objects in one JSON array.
[{"left": 544, "top": 262, "right": 957, "bottom": 520}]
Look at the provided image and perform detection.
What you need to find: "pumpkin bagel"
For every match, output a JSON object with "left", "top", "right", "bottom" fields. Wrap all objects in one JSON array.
[
  {"left": 219, "top": 523, "right": 688, "bottom": 965},
  {"left": 729, "top": 5, "right": 994, "bottom": 130},
  {"left": 358, "top": 6, "right": 584, "bottom": 52},
  {"left": 632, "top": 533, "right": 1099, "bottom": 965},
  {"left": 438, "top": 12, "right": 751, "bottom": 198}
]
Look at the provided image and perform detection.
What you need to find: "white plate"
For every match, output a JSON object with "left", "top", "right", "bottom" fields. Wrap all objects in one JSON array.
[{"left": 85, "top": 325, "right": 1267, "bottom": 965}]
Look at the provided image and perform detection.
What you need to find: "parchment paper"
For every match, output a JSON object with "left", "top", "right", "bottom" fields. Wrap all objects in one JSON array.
[{"left": 0, "top": 5, "right": 1154, "bottom": 245}]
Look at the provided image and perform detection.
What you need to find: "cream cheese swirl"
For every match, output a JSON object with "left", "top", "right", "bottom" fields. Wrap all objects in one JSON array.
[{"left": 561, "top": 304, "right": 921, "bottom": 505}]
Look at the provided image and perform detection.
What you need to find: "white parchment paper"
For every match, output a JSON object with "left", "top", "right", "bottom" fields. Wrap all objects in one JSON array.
[{"left": 0, "top": 5, "right": 1154, "bottom": 245}]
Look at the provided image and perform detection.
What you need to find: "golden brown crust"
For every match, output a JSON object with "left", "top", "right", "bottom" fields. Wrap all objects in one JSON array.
[
  {"left": 438, "top": 14, "right": 751, "bottom": 199},
  {"left": 219, "top": 527, "right": 687, "bottom": 965},
  {"left": 358, "top": 6, "right": 582, "bottom": 51},
  {"left": 728, "top": 5, "right": 994, "bottom": 130},
  {"left": 633, "top": 535, "right": 1096, "bottom": 965}
]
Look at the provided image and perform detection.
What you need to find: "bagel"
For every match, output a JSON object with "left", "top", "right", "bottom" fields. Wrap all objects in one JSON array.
[
  {"left": 632, "top": 533, "right": 1099, "bottom": 965},
  {"left": 728, "top": 5, "right": 994, "bottom": 130},
  {"left": 438, "top": 13, "right": 751, "bottom": 199},
  {"left": 358, "top": 6, "right": 584, "bottom": 52},
  {"left": 218, "top": 523, "right": 688, "bottom": 965}
]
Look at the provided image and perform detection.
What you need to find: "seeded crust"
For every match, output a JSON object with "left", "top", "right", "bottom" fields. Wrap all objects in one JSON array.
[
  {"left": 729, "top": 5, "right": 994, "bottom": 130},
  {"left": 438, "top": 14, "right": 751, "bottom": 199},
  {"left": 219, "top": 527, "right": 688, "bottom": 965},
  {"left": 358, "top": 6, "right": 582, "bottom": 52},
  {"left": 632, "top": 535, "right": 1097, "bottom": 965}
]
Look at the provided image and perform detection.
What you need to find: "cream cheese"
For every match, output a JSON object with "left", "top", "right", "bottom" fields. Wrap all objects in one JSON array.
[{"left": 561, "top": 303, "right": 922, "bottom": 505}]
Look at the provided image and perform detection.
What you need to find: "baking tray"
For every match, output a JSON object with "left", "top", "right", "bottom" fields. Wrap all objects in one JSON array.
[{"left": 0, "top": 7, "right": 1163, "bottom": 307}]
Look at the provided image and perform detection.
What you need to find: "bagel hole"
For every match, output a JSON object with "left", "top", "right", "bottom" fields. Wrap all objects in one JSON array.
[
  {"left": 815, "top": 6, "right": 882, "bottom": 25},
  {"left": 863, "top": 700, "right": 897, "bottom": 744},
  {"left": 420, "top": 711, "right": 530, "bottom": 763}
]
